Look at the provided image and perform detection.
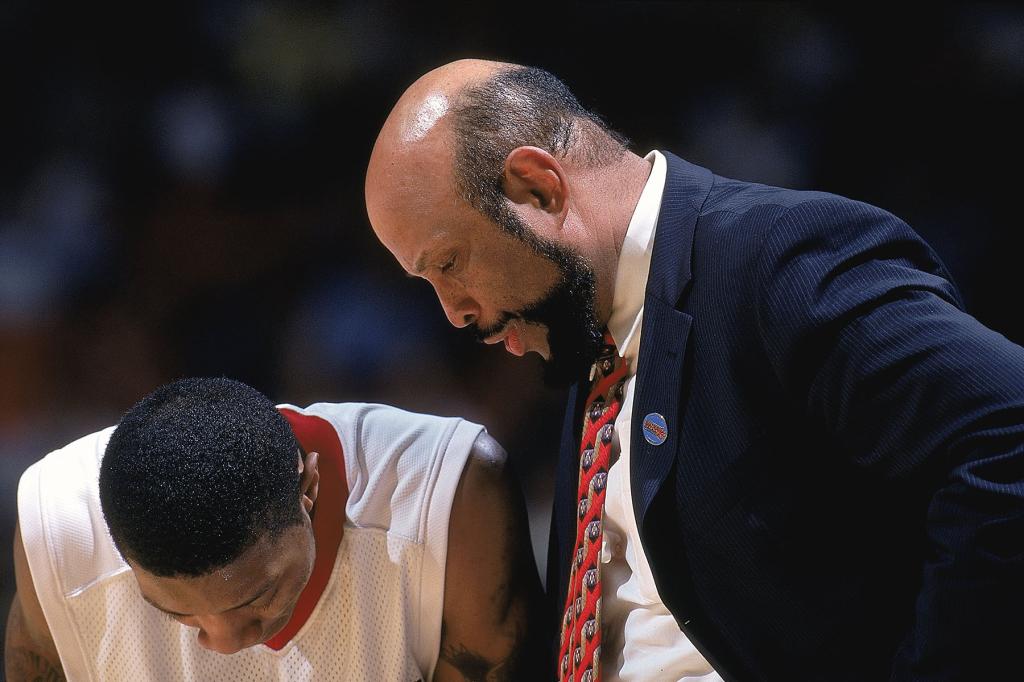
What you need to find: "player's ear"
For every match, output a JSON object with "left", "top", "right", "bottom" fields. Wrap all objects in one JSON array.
[
  {"left": 502, "top": 146, "right": 568, "bottom": 217},
  {"left": 298, "top": 450, "right": 320, "bottom": 513}
]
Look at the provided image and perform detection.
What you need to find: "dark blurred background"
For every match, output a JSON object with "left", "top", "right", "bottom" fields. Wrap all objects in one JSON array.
[{"left": 2, "top": 1, "right": 1023, "bottom": 645}]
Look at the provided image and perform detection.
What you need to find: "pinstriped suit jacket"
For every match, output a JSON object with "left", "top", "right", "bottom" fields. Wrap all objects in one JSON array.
[{"left": 548, "top": 152, "right": 1024, "bottom": 681}]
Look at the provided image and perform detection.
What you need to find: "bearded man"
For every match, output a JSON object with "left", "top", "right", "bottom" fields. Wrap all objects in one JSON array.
[{"left": 366, "top": 59, "right": 1024, "bottom": 681}]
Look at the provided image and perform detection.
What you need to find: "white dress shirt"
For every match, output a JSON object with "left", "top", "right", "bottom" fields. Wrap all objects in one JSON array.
[{"left": 600, "top": 150, "right": 722, "bottom": 681}]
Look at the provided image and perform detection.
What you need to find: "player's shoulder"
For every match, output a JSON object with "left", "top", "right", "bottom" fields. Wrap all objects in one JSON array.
[
  {"left": 280, "top": 401, "right": 477, "bottom": 453},
  {"left": 281, "top": 401, "right": 484, "bottom": 539},
  {"left": 19, "top": 426, "right": 116, "bottom": 506},
  {"left": 18, "top": 425, "right": 125, "bottom": 598},
  {"left": 287, "top": 400, "right": 458, "bottom": 425}
]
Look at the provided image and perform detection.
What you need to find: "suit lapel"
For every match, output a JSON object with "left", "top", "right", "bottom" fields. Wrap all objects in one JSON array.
[
  {"left": 631, "top": 300, "right": 693, "bottom": 525},
  {"left": 551, "top": 151, "right": 714, "bottom": 612},
  {"left": 551, "top": 380, "right": 588, "bottom": 604},
  {"left": 631, "top": 152, "right": 714, "bottom": 531}
]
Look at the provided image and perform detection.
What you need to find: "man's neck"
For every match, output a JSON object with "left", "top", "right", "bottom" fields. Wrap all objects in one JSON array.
[
  {"left": 575, "top": 151, "right": 655, "bottom": 326},
  {"left": 610, "top": 152, "right": 656, "bottom": 259}
]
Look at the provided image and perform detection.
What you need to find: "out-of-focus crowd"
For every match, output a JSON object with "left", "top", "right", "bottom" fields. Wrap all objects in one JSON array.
[{"left": 2, "top": 2, "right": 1022, "bottom": 624}]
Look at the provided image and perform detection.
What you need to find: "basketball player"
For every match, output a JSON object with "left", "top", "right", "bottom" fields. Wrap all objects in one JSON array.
[{"left": 5, "top": 377, "right": 545, "bottom": 681}]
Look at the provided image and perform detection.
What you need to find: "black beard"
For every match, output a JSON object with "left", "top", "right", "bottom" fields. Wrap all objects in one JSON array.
[
  {"left": 474, "top": 236, "right": 603, "bottom": 388},
  {"left": 525, "top": 263, "right": 603, "bottom": 388}
]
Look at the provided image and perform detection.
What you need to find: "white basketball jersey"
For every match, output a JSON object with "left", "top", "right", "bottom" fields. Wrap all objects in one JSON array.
[{"left": 17, "top": 402, "right": 483, "bottom": 682}]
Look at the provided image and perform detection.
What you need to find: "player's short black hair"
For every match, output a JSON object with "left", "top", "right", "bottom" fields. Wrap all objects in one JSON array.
[
  {"left": 450, "top": 64, "right": 629, "bottom": 242},
  {"left": 99, "top": 377, "right": 302, "bottom": 577}
]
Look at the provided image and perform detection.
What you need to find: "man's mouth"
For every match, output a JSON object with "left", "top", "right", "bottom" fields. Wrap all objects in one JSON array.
[{"left": 483, "top": 321, "right": 525, "bottom": 356}]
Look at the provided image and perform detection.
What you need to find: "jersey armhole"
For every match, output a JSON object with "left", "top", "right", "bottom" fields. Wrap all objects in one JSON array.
[
  {"left": 17, "top": 459, "right": 93, "bottom": 682},
  {"left": 414, "top": 419, "right": 483, "bottom": 680}
]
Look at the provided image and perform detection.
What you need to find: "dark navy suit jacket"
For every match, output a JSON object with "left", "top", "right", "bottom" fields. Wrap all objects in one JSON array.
[{"left": 548, "top": 152, "right": 1024, "bottom": 681}]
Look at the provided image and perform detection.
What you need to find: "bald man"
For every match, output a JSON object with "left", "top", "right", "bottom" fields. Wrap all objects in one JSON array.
[{"left": 365, "top": 60, "right": 1024, "bottom": 681}]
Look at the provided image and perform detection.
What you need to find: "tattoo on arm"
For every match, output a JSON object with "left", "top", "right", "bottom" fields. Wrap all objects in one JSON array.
[
  {"left": 440, "top": 641, "right": 516, "bottom": 682},
  {"left": 5, "top": 598, "right": 66, "bottom": 682},
  {"left": 5, "top": 648, "right": 67, "bottom": 682},
  {"left": 439, "top": 438, "right": 549, "bottom": 682}
]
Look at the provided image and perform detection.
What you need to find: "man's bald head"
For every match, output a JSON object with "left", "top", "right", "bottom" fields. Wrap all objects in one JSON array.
[
  {"left": 365, "top": 60, "right": 636, "bottom": 386},
  {"left": 365, "top": 60, "right": 504, "bottom": 227},
  {"left": 366, "top": 59, "right": 629, "bottom": 241},
  {"left": 374, "top": 58, "right": 503, "bottom": 147}
]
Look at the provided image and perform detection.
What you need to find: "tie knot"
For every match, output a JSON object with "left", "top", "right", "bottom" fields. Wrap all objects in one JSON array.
[
  {"left": 589, "top": 330, "right": 624, "bottom": 383},
  {"left": 586, "top": 330, "right": 627, "bottom": 407}
]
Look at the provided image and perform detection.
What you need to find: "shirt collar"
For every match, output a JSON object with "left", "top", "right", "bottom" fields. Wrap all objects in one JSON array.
[{"left": 607, "top": 150, "right": 667, "bottom": 367}]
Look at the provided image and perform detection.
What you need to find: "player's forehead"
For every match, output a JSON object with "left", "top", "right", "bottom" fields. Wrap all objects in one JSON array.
[{"left": 131, "top": 533, "right": 284, "bottom": 615}]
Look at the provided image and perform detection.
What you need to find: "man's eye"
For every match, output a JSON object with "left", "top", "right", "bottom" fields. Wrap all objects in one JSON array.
[
  {"left": 440, "top": 256, "right": 456, "bottom": 274},
  {"left": 256, "top": 589, "right": 280, "bottom": 613}
]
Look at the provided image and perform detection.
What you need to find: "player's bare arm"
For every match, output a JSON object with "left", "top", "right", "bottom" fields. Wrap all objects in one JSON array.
[
  {"left": 434, "top": 432, "right": 547, "bottom": 682},
  {"left": 5, "top": 522, "right": 66, "bottom": 682}
]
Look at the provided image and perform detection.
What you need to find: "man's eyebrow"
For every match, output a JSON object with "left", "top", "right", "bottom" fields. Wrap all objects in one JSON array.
[
  {"left": 411, "top": 252, "right": 428, "bottom": 276},
  {"left": 221, "top": 582, "right": 276, "bottom": 612},
  {"left": 140, "top": 592, "right": 190, "bottom": 617},
  {"left": 141, "top": 581, "right": 275, "bottom": 618}
]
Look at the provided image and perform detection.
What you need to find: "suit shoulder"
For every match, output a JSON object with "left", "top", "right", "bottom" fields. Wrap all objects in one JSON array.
[
  {"left": 697, "top": 175, "right": 924, "bottom": 264},
  {"left": 701, "top": 173, "right": 866, "bottom": 222},
  {"left": 691, "top": 177, "right": 835, "bottom": 277}
]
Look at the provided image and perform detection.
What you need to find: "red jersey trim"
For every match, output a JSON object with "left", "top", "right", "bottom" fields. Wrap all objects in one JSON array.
[{"left": 263, "top": 408, "right": 348, "bottom": 650}]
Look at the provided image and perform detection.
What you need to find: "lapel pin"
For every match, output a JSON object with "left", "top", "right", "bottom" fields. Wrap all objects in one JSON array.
[{"left": 642, "top": 412, "right": 668, "bottom": 446}]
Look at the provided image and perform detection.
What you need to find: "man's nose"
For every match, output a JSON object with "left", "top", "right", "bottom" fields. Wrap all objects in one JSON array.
[
  {"left": 193, "top": 614, "right": 264, "bottom": 655},
  {"left": 435, "top": 282, "right": 479, "bottom": 328}
]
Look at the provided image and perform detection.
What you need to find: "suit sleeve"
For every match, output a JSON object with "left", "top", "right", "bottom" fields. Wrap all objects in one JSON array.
[{"left": 754, "top": 196, "right": 1024, "bottom": 680}]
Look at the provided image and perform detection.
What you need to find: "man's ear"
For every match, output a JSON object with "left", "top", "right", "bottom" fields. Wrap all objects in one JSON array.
[
  {"left": 297, "top": 450, "right": 320, "bottom": 513},
  {"left": 502, "top": 146, "right": 569, "bottom": 217}
]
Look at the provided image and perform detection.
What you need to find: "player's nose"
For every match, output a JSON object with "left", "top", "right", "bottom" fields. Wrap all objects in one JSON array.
[{"left": 194, "top": 615, "right": 264, "bottom": 655}]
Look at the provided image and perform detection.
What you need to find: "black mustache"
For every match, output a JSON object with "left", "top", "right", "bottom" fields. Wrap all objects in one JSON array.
[{"left": 473, "top": 312, "right": 518, "bottom": 343}]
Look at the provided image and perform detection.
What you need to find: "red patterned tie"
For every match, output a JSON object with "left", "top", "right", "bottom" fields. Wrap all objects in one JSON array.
[{"left": 558, "top": 332, "right": 627, "bottom": 682}]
